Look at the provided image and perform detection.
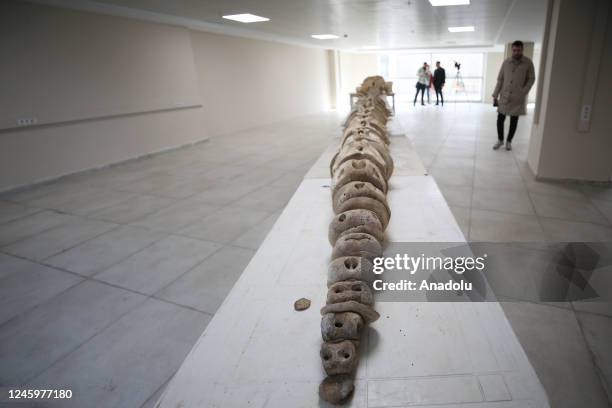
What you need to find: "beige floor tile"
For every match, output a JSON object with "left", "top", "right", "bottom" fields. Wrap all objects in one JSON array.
[
  {"left": 95, "top": 235, "right": 221, "bottom": 294},
  {"left": 540, "top": 217, "right": 612, "bottom": 242},
  {"left": 179, "top": 206, "right": 271, "bottom": 244},
  {"left": 501, "top": 302, "right": 610, "bottom": 408},
  {"left": 592, "top": 199, "right": 612, "bottom": 225},
  {"left": 156, "top": 245, "right": 255, "bottom": 314},
  {"left": 472, "top": 187, "right": 535, "bottom": 215},
  {"left": 530, "top": 192, "right": 609, "bottom": 225},
  {"left": 469, "top": 209, "right": 547, "bottom": 242}
]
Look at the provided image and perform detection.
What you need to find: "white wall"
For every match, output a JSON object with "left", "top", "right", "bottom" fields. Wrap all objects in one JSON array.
[
  {"left": 528, "top": 0, "right": 612, "bottom": 182},
  {"left": 338, "top": 52, "right": 379, "bottom": 110},
  {"left": 0, "top": 1, "right": 332, "bottom": 191},
  {"left": 0, "top": 108, "right": 207, "bottom": 190},
  {"left": 0, "top": 1, "right": 202, "bottom": 130},
  {"left": 0, "top": 1, "right": 208, "bottom": 192},
  {"left": 484, "top": 52, "right": 505, "bottom": 103},
  {"left": 189, "top": 30, "right": 332, "bottom": 137},
  {"left": 530, "top": 48, "right": 541, "bottom": 103}
]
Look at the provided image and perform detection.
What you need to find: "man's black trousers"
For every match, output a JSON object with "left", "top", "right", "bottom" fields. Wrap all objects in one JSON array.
[
  {"left": 497, "top": 113, "right": 519, "bottom": 142},
  {"left": 434, "top": 85, "right": 443, "bottom": 105}
]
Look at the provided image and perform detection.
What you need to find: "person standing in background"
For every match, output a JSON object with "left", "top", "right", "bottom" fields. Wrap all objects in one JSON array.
[
  {"left": 492, "top": 40, "right": 536, "bottom": 151},
  {"left": 426, "top": 63, "right": 433, "bottom": 104},
  {"left": 433, "top": 61, "right": 446, "bottom": 106},
  {"left": 413, "top": 62, "right": 428, "bottom": 106}
]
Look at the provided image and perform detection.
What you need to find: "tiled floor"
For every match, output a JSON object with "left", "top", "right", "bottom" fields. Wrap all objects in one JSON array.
[
  {"left": 0, "top": 112, "right": 339, "bottom": 408},
  {"left": 398, "top": 103, "right": 612, "bottom": 243},
  {"left": 0, "top": 105, "right": 610, "bottom": 407},
  {"left": 398, "top": 102, "right": 612, "bottom": 408}
]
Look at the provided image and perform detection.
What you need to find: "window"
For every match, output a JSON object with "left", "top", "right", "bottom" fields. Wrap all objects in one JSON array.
[{"left": 379, "top": 52, "right": 484, "bottom": 103}]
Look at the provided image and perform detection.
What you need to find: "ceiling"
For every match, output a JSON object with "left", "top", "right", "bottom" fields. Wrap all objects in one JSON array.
[{"left": 34, "top": 0, "right": 547, "bottom": 50}]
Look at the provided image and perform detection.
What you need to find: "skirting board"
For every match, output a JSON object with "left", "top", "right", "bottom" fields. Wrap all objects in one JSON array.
[{"left": 0, "top": 137, "right": 210, "bottom": 196}]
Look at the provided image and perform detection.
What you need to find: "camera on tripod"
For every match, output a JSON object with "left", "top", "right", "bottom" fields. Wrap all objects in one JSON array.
[{"left": 454, "top": 61, "right": 461, "bottom": 70}]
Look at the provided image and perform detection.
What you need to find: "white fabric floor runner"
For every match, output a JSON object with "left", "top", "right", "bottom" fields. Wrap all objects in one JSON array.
[{"left": 157, "top": 119, "right": 550, "bottom": 408}]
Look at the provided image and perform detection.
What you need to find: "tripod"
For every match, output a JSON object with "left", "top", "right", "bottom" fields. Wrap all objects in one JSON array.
[{"left": 453, "top": 69, "right": 468, "bottom": 102}]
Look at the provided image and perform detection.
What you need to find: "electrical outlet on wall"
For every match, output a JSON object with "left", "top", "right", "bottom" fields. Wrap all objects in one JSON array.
[
  {"left": 578, "top": 105, "right": 592, "bottom": 132},
  {"left": 16, "top": 117, "right": 38, "bottom": 127},
  {"left": 580, "top": 105, "right": 591, "bottom": 122}
]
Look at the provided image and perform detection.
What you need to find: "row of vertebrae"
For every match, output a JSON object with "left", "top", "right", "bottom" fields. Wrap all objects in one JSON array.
[{"left": 319, "top": 76, "right": 394, "bottom": 405}]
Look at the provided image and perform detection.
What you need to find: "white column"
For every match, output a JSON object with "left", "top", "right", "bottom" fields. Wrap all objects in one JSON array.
[{"left": 527, "top": 0, "right": 612, "bottom": 182}]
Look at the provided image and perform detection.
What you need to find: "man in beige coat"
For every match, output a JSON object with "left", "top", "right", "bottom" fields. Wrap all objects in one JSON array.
[{"left": 492, "top": 41, "right": 536, "bottom": 151}]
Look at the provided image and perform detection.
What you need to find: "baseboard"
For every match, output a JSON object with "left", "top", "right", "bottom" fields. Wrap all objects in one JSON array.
[
  {"left": 534, "top": 175, "right": 612, "bottom": 186},
  {"left": 0, "top": 137, "right": 210, "bottom": 196}
]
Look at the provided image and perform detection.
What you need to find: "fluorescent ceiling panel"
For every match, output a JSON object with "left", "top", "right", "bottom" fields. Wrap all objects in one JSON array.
[
  {"left": 448, "top": 26, "right": 475, "bottom": 32},
  {"left": 311, "top": 34, "right": 339, "bottom": 40},
  {"left": 222, "top": 13, "right": 269, "bottom": 23},
  {"left": 429, "top": 0, "right": 470, "bottom": 5}
]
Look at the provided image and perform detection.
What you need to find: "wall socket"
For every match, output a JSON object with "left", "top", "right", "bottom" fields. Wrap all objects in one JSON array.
[
  {"left": 580, "top": 105, "right": 591, "bottom": 122},
  {"left": 16, "top": 117, "right": 38, "bottom": 127}
]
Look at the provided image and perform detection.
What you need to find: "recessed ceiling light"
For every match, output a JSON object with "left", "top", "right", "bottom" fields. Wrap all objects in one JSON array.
[
  {"left": 429, "top": 0, "right": 470, "bottom": 6},
  {"left": 361, "top": 45, "right": 380, "bottom": 49},
  {"left": 222, "top": 13, "right": 269, "bottom": 23},
  {"left": 311, "top": 34, "right": 339, "bottom": 40},
  {"left": 448, "top": 26, "right": 475, "bottom": 32}
]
